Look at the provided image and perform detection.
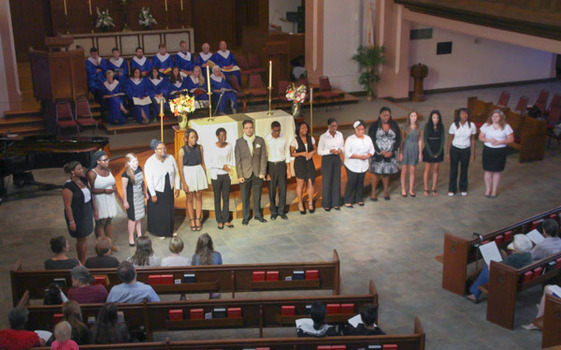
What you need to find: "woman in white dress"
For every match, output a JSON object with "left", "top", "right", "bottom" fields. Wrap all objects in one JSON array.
[
  {"left": 178, "top": 129, "right": 208, "bottom": 231},
  {"left": 87, "top": 151, "right": 122, "bottom": 251}
]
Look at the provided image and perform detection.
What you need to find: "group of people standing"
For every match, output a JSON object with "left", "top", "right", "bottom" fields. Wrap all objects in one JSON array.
[{"left": 87, "top": 40, "right": 240, "bottom": 125}]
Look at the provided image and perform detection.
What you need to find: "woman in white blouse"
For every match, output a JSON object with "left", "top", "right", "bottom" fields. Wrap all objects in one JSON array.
[
  {"left": 344, "top": 120, "right": 374, "bottom": 208},
  {"left": 207, "top": 128, "right": 235, "bottom": 229},
  {"left": 478, "top": 109, "right": 514, "bottom": 198},
  {"left": 447, "top": 108, "right": 476, "bottom": 196},
  {"left": 144, "top": 139, "right": 181, "bottom": 238},
  {"left": 317, "top": 118, "right": 344, "bottom": 211}
]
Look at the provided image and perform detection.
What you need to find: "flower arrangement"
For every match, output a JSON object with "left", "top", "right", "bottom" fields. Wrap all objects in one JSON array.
[
  {"left": 169, "top": 94, "right": 196, "bottom": 129},
  {"left": 139, "top": 7, "right": 158, "bottom": 29},
  {"left": 285, "top": 84, "right": 307, "bottom": 104},
  {"left": 95, "top": 7, "right": 115, "bottom": 31}
]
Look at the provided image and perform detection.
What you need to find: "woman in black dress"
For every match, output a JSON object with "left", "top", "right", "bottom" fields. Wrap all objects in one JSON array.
[
  {"left": 290, "top": 121, "right": 316, "bottom": 214},
  {"left": 422, "top": 110, "right": 445, "bottom": 196},
  {"left": 62, "top": 161, "right": 95, "bottom": 265}
]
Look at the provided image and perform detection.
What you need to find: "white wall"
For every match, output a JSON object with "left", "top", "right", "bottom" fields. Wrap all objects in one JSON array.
[
  {"left": 408, "top": 25, "right": 556, "bottom": 91},
  {"left": 269, "top": 0, "right": 302, "bottom": 33}
]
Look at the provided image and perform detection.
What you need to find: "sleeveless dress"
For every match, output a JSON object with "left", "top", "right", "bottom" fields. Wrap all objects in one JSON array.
[
  {"left": 423, "top": 124, "right": 444, "bottom": 163},
  {"left": 401, "top": 127, "right": 420, "bottom": 166},
  {"left": 92, "top": 169, "right": 118, "bottom": 219},
  {"left": 122, "top": 166, "right": 145, "bottom": 221},
  {"left": 182, "top": 145, "right": 209, "bottom": 192},
  {"left": 371, "top": 126, "right": 399, "bottom": 175},
  {"left": 64, "top": 178, "right": 94, "bottom": 238},
  {"left": 293, "top": 135, "right": 316, "bottom": 183}
]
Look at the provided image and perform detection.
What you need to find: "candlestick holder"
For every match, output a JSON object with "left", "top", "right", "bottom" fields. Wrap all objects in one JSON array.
[
  {"left": 207, "top": 91, "right": 214, "bottom": 122},
  {"left": 267, "top": 86, "right": 273, "bottom": 116}
]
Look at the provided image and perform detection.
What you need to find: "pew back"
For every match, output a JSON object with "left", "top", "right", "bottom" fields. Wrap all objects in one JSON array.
[{"left": 542, "top": 294, "right": 561, "bottom": 349}]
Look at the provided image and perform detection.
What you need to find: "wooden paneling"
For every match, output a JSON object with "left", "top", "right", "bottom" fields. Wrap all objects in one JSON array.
[
  {"left": 190, "top": 0, "right": 236, "bottom": 51},
  {"left": 9, "top": 0, "right": 53, "bottom": 62}
]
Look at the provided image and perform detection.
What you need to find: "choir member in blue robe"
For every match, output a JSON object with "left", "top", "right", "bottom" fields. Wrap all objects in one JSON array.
[
  {"left": 130, "top": 47, "right": 151, "bottom": 78},
  {"left": 210, "top": 66, "right": 237, "bottom": 115},
  {"left": 85, "top": 47, "right": 107, "bottom": 102},
  {"left": 107, "top": 47, "right": 129, "bottom": 81},
  {"left": 126, "top": 68, "right": 151, "bottom": 124},
  {"left": 196, "top": 43, "right": 214, "bottom": 79},
  {"left": 212, "top": 41, "right": 241, "bottom": 85},
  {"left": 185, "top": 66, "right": 209, "bottom": 103},
  {"left": 147, "top": 67, "right": 170, "bottom": 120},
  {"left": 152, "top": 43, "right": 174, "bottom": 77},
  {"left": 101, "top": 70, "right": 128, "bottom": 125},
  {"left": 167, "top": 67, "right": 187, "bottom": 100},
  {"left": 175, "top": 40, "right": 194, "bottom": 77}
]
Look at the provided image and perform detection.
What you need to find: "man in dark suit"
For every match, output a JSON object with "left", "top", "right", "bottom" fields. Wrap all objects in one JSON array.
[{"left": 235, "top": 120, "right": 268, "bottom": 225}]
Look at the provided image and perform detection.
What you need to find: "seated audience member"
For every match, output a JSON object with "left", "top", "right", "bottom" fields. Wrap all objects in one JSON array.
[
  {"left": 530, "top": 219, "right": 561, "bottom": 260},
  {"left": 44, "top": 236, "right": 80, "bottom": 270},
  {"left": 152, "top": 43, "right": 173, "bottom": 77},
  {"left": 210, "top": 66, "right": 237, "bottom": 115},
  {"left": 107, "top": 47, "right": 128, "bottom": 81},
  {"left": 161, "top": 237, "right": 190, "bottom": 266},
  {"left": 85, "top": 237, "right": 120, "bottom": 269},
  {"left": 130, "top": 47, "right": 151, "bottom": 77},
  {"left": 67, "top": 266, "right": 108, "bottom": 304},
  {"left": 90, "top": 303, "right": 130, "bottom": 344},
  {"left": 175, "top": 40, "right": 194, "bottom": 76},
  {"left": 126, "top": 67, "right": 151, "bottom": 124},
  {"left": 466, "top": 234, "right": 533, "bottom": 303},
  {"left": 128, "top": 236, "right": 160, "bottom": 267},
  {"left": 196, "top": 42, "right": 214, "bottom": 78},
  {"left": 192, "top": 233, "right": 222, "bottom": 266},
  {"left": 167, "top": 66, "right": 186, "bottom": 99},
  {"left": 106, "top": 261, "right": 160, "bottom": 303},
  {"left": 296, "top": 302, "right": 340, "bottom": 337},
  {"left": 101, "top": 70, "right": 128, "bottom": 125},
  {"left": 85, "top": 47, "right": 106, "bottom": 102},
  {"left": 62, "top": 301, "right": 90, "bottom": 346},
  {"left": 50, "top": 321, "right": 79, "bottom": 350},
  {"left": 0, "top": 306, "right": 45, "bottom": 349},
  {"left": 523, "top": 284, "right": 561, "bottom": 330},
  {"left": 43, "top": 283, "right": 66, "bottom": 305},
  {"left": 185, "top": 65, "right": 208, "bottom": 103},
  {"left": 341, "top": 304, "right": 385, "bottom": 335},
  {"left": 212, "top": 40, "right": 241, "bottom": 85},
  {"left": 147, "top": 67, "right": 169, "bottom": 120}
]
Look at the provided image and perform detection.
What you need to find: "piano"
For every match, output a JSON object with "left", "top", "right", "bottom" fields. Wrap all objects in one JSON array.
[{"left": 0, "top": 135, "right": 109, "bottom": 195}]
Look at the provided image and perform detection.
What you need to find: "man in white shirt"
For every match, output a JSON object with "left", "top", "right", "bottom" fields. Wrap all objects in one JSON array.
[{"left": 264, "top": 121, "right": 291, "bottom": 220}]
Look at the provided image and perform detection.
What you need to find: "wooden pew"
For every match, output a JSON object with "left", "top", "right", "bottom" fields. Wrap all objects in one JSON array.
[
  {"left": 33, "top": 316, "right": 425, "bottom": 350},
  {"left": 486, "top": 253, "right": 561, "bottom": 329},
  {"left": 10, "top": 249, "right": 340, "bottom": 306},
  {"left": 442, "top": 206, "right": 561, "bottom": 296},
  {"left": 21, "top": 280, "right": 377, "bottom": 341},
  {"left": 542, "top": 294, "right": 561, "bottom": 349}
]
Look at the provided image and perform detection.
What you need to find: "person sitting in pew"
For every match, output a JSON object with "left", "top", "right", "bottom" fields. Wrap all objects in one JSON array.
[
  {"left": 128, "top": 236, "right": 159, "bottom": 267},
  {"left": 341, "top": 304, "right": 385, "bottom": 336},
  {"left": 147, "top": 67, "right": 169, "bottom": 121},
  {"left": 192, "top": 233, "right": 222, "bottom": 266},
  {"left": 152, "top": 43, "right": 174, "bottom": 77},
  {"left": 167, "top": 66, "right": 187, "bottom": 99},
  {"left": 50, "top": 321, "right": 79, "bottom": 350},
  {"left": 212, "top": 40, "right": 241, "bottom": 85},
  {"left": 530, "top": 219, "right": 561, "bottom": 261},
  {"left": 0, "top": 306, "right": 46, "bottom": 349},
  {"left": 175, "top": 40, "right": 194, "bottom": 77},
  {"left": 106, "top": 261, "right": 160, "bottom": 303},
  {"left": 161, "top": 237, "right": 190, "bottom": 267},
  {"left": 130, "top": 47, "right": 151, "bottom": 78},
  {"left": 101, "top": 70, "right": 128, "bottom": 125},
  {"left": 107, "top": 47, "right": 128, "bottom": 81},
  {"left": 85, "top": 47, "right": 106, "bottom": 102},
  {"left": 85, "top": 237, "right": 119, "bottom": 269},
  {"left": 523, "top": 284, "right": 561, "bottom": 330},
  {"left": 90, "top": 303, "right": 130, "bottom": 344},
  {"left": 296, "top": 302, "right": 340, "bottom": 337},
  {"left": 67, "top": 266, "right": 108, "bottom": 304},
  {"left": 43, "top": 283, "right": 67, "bottom": 305},
  {"left": 466, "top": 234, "right": 533, "bottom": 303},
  {"left": 210, "top": 65, "right": 237, "bottom": 115},
  {"left": 60, "top": 301, "right": 90, "bottom": 346},
  {"left": 44, "top": 236, "right": 80, "bottom": 270},
  {"left": 196, "top": 42, "right": 214, "bottom": 78},
  {"left": 185, "top": 65, "right": 209, "bottom": 104}
]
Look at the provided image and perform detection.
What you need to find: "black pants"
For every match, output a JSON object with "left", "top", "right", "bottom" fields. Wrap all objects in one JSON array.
[
  {"left": 344, "top": 167, "right": 365, "bottom": 204},
  {"left": 267, "top": 162, "right": 287, "bottom": 215},
  {"left": 211, "top": 174, "right": 231, "bottom": 224},
  {"left": 240, "top": 174, "right": 264, "bottom": 220},
  {"left": 448, "top": 146, "right": 471, "bottom": 193},
  {"left": 321, "top": 155, "right": 342, "bottom": 208}
]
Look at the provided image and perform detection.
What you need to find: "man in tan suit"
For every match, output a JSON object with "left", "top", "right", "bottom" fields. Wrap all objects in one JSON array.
[{"left": 235, "top": 120, "right": 268, "bottom": 225}]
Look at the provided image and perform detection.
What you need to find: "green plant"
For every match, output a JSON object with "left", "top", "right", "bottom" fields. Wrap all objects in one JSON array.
[
  {"left": 95, "top": 7, "right": 115, "bottom": 31},
  {"left": 139, "top": 7, "right": 158, "bottom": 29},
  {"left": 351, "top": 45, "right": 385, "bottom": 98}
]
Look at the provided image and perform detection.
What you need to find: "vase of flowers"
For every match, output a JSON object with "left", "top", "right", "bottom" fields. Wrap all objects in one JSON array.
[
  {"left": 139, "top": 7, "right": 157, "bottom": 30},
  {"left": 169, "top": 94, "right": 196, "bottom": 130},
  {"left": 95, "top": 7, "right": 115, "bottom": 32},
  {"left": 285, "top": 84, "right": 307, "bottom": 118}
]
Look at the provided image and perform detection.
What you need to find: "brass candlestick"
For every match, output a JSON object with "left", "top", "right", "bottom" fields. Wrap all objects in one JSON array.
[
  {"left": 207, "top": 91, "right": 214, "bottom": 122},
  {"left": 267, "top": 86, "right": 273, "bottom": 116}
]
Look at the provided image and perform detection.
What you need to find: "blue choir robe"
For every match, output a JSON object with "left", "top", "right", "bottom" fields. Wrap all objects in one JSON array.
[
  {"left": 125, "top": 77, "right": 151, "bottom": 123},
  {"left": 196, "top": 52, "right": 214, "bottom": 78},
  {"left": 185, "top": 76, "right": 208, "bottom": 101},
  {"left": 130, "top": 56, "right": 151, "bottom": 77},
  {"left": 147, "top": 77, "right": 170, "bottom": 119},
  {"left": 212, "top": 50, "right": 241, "bottom": 84},
  {"left": 152, "top": 53, "right": 174, "bottom": 76},
  {"left": 210, "top": 74, "right": 237, "bottom": 114},
  {"left": 85, "top": 57, "right": 107, "bottom": 100},
  {"left": 107, "top": 57, "right": 129, "bottom": 80},
  {"left": 166, "top": 78, "right": 187, "bottom": 100},
  {"left": 175, "top": 51, "right": 194, "bottom": 75},
  {"left": 101, "top": 79, "right": 126, "bottom": 124}
]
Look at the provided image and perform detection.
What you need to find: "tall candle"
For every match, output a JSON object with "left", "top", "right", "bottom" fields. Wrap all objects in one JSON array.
[
  {"left": 63, "top": 0, "right": 67, "bottom": 15},
  {"left": 165, "top": 0, "right": 168, "bottom": 11},
  {"left": 268, "top": 61, "right": 272, "bottom": 89},
  {"left": 181, "top": 0, "right": 183, "bottom": 11},
  {"left": 206, "top": 65, "right": 211, "bottom": 93},
  {"left": 88, "top": 0, "right": 92, "bottom": 15}
]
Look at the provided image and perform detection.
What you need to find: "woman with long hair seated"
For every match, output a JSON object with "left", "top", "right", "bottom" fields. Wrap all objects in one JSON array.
[
  {"left": 90, "top": 303, "right": 130, "bottom": 344},
  {"left": 128, "top": 236, "right": 159, "bottom": 267},
  {"left": 61, "top": 300, "right": 90, "bottom": 345},
  {"left": 191, "top": 233, "right": 222, "bottom": 266}
]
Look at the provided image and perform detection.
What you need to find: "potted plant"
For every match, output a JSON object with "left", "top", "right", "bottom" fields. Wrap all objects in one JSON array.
[
  {"left": 139, "top": 7, "right": 157, "bottom": 30},
  {"left": 351, "top": 45, "right": 385, "bottom": 101},
  {"left": 95, "top": 7, "right": 115, "bottom": 32}
]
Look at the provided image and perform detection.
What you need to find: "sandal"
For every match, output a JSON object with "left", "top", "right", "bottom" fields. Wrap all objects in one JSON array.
[
  {"left": 190, "top": 219, "right": 197, "bottom": 232},
  {"left": 424, "top": 189, "right": 430, "bottom": 197},
  {"left": 432, "top": 189, "right": 438, "bottom": 197},
  {"left": 196, "top": 217, "right": 203, "bottom": 231}
]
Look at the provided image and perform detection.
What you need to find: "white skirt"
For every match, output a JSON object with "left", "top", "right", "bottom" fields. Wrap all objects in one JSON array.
[{"left": 183, "top": 165, "right": 209, "bottom": 192}]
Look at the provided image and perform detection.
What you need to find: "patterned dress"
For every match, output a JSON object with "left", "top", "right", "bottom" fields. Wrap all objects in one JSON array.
[
  {"left": 371, "top": 126, "right": 399, "bottom": 175},
  {"left": 122, "top": 167, "right": 145, "bottom": 221}
]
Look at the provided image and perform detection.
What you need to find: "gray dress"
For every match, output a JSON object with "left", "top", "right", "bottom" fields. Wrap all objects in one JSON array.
[{"left": 401, "top": 127, "right": 420, "bottom": 166}]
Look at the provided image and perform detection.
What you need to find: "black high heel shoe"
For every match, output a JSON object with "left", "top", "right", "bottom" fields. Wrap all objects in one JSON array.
[
  {"left": 298, "top": 204, "right": 307, "bottom": 215},
  {"left": 308, "top": 202, "right": 315, "bottom": 214}
]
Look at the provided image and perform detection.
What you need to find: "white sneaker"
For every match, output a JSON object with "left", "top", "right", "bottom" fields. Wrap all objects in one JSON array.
[
  {"left": 461, "top": 192, "right": 468, "bottom": 196},
  {"left": 448, "top": 192, "right": 454, "bottom": 197}
]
